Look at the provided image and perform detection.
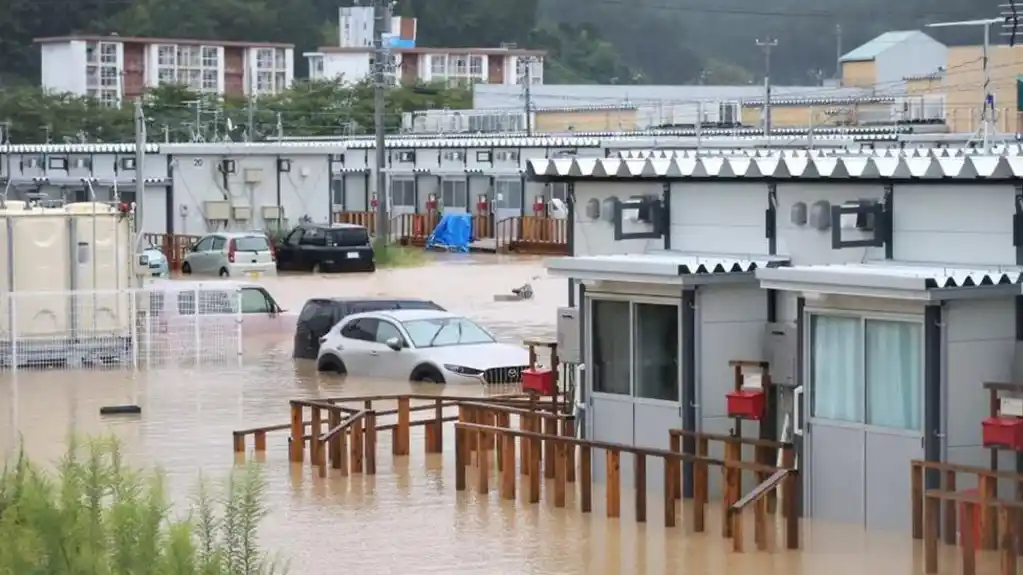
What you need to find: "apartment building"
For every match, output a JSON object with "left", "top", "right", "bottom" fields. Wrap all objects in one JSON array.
[{"left": 35, "top": 35, "right": 295, "bottom": 104}]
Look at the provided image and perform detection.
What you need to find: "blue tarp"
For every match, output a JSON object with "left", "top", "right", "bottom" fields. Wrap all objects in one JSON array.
[{"left": 425, "top": 213, "right": 472, "bottom": 252}]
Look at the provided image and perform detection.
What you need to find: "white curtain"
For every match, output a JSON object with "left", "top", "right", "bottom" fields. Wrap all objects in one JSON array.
[
  {"left": 865, "top": 320, "right": 922, "bottom": 430},
  {"left": 811, "top": 315, "right": 862, "bottom": 422}
]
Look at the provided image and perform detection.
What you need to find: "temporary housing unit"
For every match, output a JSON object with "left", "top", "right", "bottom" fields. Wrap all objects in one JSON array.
[
  {"left": 532, "top": 148, "right": 1023, "bottom": 531},
  {"left": 0, "top": 201, "right": 134, "bottom": 366}
]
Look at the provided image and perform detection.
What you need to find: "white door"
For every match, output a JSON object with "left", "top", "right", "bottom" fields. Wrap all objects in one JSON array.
[
  {"left": 494, "top": 178, "right": 522, "bottom": 227},
  {"left": 588, "top": 298, "right": 635, "bottom": 483}
]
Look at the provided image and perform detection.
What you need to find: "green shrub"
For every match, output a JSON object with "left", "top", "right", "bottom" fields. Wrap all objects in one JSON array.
[
  {"left": 0, "top": 437, "right": 287, "bottom": 575},
  {"left": 373, "top": 240, "right": 427, "bottom": 268}
]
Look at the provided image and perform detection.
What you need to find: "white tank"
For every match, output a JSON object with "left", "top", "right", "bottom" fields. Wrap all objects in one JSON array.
[{"left": 0, "top": 201, "right": 133, "bottom": 346}]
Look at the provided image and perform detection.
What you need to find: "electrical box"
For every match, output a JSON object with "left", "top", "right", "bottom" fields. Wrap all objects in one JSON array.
[
  {"left": 261, "top": 205, "right": 283, "bottom": 220},
  {"left": 556, "top": 306, "right": 580, "bottom": 364},
  {"left": 243, "top": 168, "right": 263, "bottom": 184},
  {"left": 203, "top": 200, "right": 231, "bottom": 221},
  {"left": 764, "top": 323, "right": 796, "bottom": 387},
  {"left": 232, "top": 206, "right": 251, "bottom": 220}
]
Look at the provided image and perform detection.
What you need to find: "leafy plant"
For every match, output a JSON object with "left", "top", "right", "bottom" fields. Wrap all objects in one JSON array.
[
  {"left": 373, "top": 241, "right": 427, "bottom": 268},
  {"left": 0, "top": 436, "right": 287, "bottom": 575}
]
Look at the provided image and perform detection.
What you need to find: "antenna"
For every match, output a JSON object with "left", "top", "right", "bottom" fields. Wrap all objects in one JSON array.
[{"left": 928, "top": 17, "right": 1005, "bottom": 153}]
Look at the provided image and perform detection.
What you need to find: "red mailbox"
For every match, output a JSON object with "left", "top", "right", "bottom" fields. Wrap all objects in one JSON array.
[
  {"left": 726, "top": 389, "right": 766, "bottom": 420},
  {"left": 476, "top": 194, "right": 488, "bottom": 212},
  {"left": 982, "top": 416, "right": 1023, "bottom": 450},
  {"left": 522, "top": 368, "right": 557, "bottom": 396},
  {"left": 370, "top": 194, "right": 378, "bottom": 208},
  {"left": 532, "top": 195, "right": 545, "bottom": 214}
]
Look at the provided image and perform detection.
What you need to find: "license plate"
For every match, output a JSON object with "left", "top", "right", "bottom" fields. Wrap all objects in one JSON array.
[
  {"left": 346, "top": 252, "right": 360, "bottom": 259},
  {"left": 246, "top": 271, "right": 261, "bottom": 279}
]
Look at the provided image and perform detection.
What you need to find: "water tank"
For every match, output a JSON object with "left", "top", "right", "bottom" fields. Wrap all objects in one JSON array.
[{"left": 0, "top": 201, "right": 133, "bottom": 342}]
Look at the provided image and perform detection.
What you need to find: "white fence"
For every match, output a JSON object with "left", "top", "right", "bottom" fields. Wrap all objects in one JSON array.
[{"left": 0, "top": 288, "right": 244, "bottom": 371}]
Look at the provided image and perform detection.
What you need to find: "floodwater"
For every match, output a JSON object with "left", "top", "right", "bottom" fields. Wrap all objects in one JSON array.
[{"left": 0, "top": 253, "right": 999, "bottom": 574}]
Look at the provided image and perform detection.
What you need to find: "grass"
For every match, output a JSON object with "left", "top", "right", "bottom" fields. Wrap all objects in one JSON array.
[
  {"left": 373, "top": 240, "right": 428, "bottom": 268},
  {"left": 0, "top": 436, "right": 287, "bottom": 574}
]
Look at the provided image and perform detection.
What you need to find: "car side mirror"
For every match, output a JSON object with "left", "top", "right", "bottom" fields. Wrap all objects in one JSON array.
[{"left": 385, "top": 336, "right": 403, "bottom": 351}]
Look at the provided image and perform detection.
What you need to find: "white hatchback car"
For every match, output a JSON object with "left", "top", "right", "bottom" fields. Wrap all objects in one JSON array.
[
  {"left": 181, "top": 232, "right": 277, "bottom": 279},
  {"left": 316, "top": 309, "right": 530, "bottom": 384}
]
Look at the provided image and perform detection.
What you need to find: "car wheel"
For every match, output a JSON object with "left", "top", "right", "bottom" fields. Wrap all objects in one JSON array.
[
  {"left": 181, "top": 262, "right": 192, "bottom": 274},
  {"left": 219, "top": 267, "right": 229, "bottom": 277},
  {"left": 317, "top": 357, "right": 347, "bottom": 374},
  {"left": 411, "top": 365, "right": 445, "bottom": 384}
]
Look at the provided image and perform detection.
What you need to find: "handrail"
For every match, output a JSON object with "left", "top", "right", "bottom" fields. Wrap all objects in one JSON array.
[
  {"left": 731, "top": 469, "right": 790, "bottom": 511},
  {"left": 670, "top": 428, "right": 788, "bottom": 449},
  {"left": 458, "top": 401, "right": 573, "bottom": 421},
  {"left": 319, "top": 410, "right": 368, "bottom": 443}
]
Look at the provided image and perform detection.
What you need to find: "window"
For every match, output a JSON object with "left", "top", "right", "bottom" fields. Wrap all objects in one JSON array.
[
  {"left": 274, "top": 72, "right": 286, "bottom": 90},
  {"left": 494, "top": 179, "right": 522, "bottom": 209},
  {"left": 494, "top": 150, "right": 519, "bottom": 162},
  {"left": 202, "top": 70, "right": 218, "bottom": 90},
  {"left": 549, "top": 182, "right": 568, "bottom": 202},
  {"left": 327, "top": 228, "right": 369, "bottom": 247},
  {"left": 431, "top": 55, "right": 447, "bottom": 77},
  {"left": 442, "top": 151, "right": 464, "bottom": 162},
  {"left": 476, "top": 151, "right": 492, "bottom": 162},
  {"left": 391, "top": 179, "right": 415, "bottom": 206},
  {"left": 633, "top": 303, "right": 679, "bottom": 401},
  {"left": 810, "top": 315, "right": 922, "bottom": 430},
  {"left": 201, "top": 46, "right": 218, "bottom": 68},
  {"left": 401, "top": 318, "right": 494, "bottom": 348},
  {"left": 592, "top": 300, "right": 630, "bottom": 395},
  {"left": 394, "top": 150, "right": 415, "bottom": 163},
  {"left": 285, "top": 228, "right": 304, "bottom": 245},
  {"left": 240, "top": 288, "right": 271, "bottom": 314},
  {"left": 256, "top": 72, "right": 273, "bottom": 91},
  {"left": 341, "top": 318, "right": 378, "bottom": 341},
  {"left": 375, "top": 321, "right": 403, "bottom": 344},
  {"left": 331, "top": 179, "right": 344, "bottom": 205},
  {"left": 469, "top": 55, "right": 483, "bottom": 78},
  {"left": 193, "top": 236, "right": 215, "bottom": 252},
  {"left": 211, "top": 237, "right": 226, "bottom": 251},
  {"left": 441, "top": 179, "right": 467, "bottom": 207},
  {"left": 299, "top": 228, "right": 327, "bottom": 247},
  {"left": 274, "top": 48, "right": 286, "bottom": 69},
  {"left": 100, "top": 42, "right": 117, "bottom": 64},
  {"left": 157, "top": 45, "right": 176, "bottom": 66},
  {"left": 100, "top": 90, "right": 119, "bottom": 107},
  {"left": 158, "top": 68, "right": 175, "bottom": 83},
  {"left": 256, "top": 48, "right": 274, "bottom": 69},
  {"left": 100, "top": 66, "right": 118, "bottom": 87}
]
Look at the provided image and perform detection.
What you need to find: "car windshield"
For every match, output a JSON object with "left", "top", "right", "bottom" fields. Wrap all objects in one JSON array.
[
  {"left": 401, "top": 317, "right": 495, "bottom": 348},
  {"left": 234, "top": 236, "right": 270, "bottom": 251}
]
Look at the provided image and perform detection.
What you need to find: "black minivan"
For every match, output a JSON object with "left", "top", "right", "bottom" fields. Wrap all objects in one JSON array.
[
  {"left": 292, "top": 297, "right": 445, "bottom": 359},
  {"left": 275, "top": 223, "right": 375, "bottom": 273}
]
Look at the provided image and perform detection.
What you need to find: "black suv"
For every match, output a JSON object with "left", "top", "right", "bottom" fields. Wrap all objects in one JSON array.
[
  {"left": 275, "top": 223, "right": 375, "bottom": 273},
  {"left": 292, "top": 297, "right": 445, "bottom": 359}
]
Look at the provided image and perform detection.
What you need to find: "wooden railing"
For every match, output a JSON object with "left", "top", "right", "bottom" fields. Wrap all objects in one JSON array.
[
  {"left": 729, "top": 465, "right": 796, "bottom": 552},
  {"left": 334, "top": 211, "right": 376, "bottom": 230},
  {"left": 495, "top": 216, "right": 569, "bottom": 254},
  {"left": 143, "top": 232, "right": 201, "bottom": 270},
  {"left": 334, "top": 211, "right": 493, "bottom": 244}
]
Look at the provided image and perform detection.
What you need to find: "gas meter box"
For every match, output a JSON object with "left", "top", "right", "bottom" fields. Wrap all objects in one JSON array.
[{"left": 556, "top": 307, "right": 580, "bottom": 364}]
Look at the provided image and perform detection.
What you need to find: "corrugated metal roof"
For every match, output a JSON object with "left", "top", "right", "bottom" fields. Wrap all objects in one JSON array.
[
  {"left": 840, "top": 31, "right": 920, "bottom": 62},
  {"left": 740, "top": 96, "right": 896, "bottom": 107},
  {"left": 546, "top": 252, "right": 789, "bottom": 283},
  {"left": 0, "top": 143, "right": 160, "bottom": 154},
  {"left": 757, "top": 263, "right": 1023, "bottom": 290},
  {"left": 527, "top": 151, "right": 1023, "bottom": 180}
]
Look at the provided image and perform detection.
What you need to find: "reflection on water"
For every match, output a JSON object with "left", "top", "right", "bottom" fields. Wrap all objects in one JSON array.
[{"left": 0, "top": 255, "right": 998, "bottom": 573}]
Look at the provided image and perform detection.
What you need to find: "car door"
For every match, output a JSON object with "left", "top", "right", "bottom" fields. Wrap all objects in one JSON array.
[
  {"left": 239, "top": 287, "right": 277, "bottom": 336},
  {"left": 293, "top": 300, "right": 332, "bottom": 359},
  {"left": 336, "top": 318, "right": 380, "bottom": 375},
  {"left": 188, "top": 236, "right": 215, "bottom": 273},
  {"left": 208, "top": 236, "right": 227, "bottom": 273},
  {"left": 370, "top": 319, "right": 418, "bottom": 380},
  {"left": 277, "top": 229, "right": 304, "bottom": 271}
]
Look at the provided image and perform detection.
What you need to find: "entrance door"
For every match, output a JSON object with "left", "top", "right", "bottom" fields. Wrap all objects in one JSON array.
[
  {"left": 494, "top": 178, "right": 523, "bottom": 231},
  {"left": 588, "top": 298, "right": 634, "bottom": 483},
  {"left": 806, "top": 314, "right": 924, "bottom": 530},
  {"left": 441, "top": 179, "right": 468, "bottom": 214}
]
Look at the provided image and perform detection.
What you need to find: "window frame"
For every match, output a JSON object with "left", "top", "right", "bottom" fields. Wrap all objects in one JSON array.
[
  {"left": 804, "top": 308, "right": 924, "bottom": 434},
  {"left": 341, "top": 318, "right": 379, "bottom": 342},
  {"left": 240, "top": 287, "right": 273, "bottom": 314},
  {"left": 586, "top": 294, "right": 682, "bottom": 403}
]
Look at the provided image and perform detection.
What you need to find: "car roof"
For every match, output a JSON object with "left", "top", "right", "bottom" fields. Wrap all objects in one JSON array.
[
  {"left": 372, "top": 309, "right": 460, "bottom": 321},
  {"left": 301, "top": 222, "right": 365, "bottom": 230},
  {"left": 307, "top": 297, "right": 438, "bottom": 304},
  {"left": 204, "top": 231, "right": 268, "bottom": 238}
]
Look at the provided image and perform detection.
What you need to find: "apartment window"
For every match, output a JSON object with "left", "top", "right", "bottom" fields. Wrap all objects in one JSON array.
[
  {"left": 202, "top": 70, "right": 218, "bottom": 90},
  {"left": 442, "top": 151, "right": 464, "bottom": 162},
  {"left": 86, "top": 44, "right": 98, "bottom": 63},
  {"left": 100, "top": 90, "right": 119, "bottom": 107},
  {"left": 253, "top": 48, "right": 287, "bottom": 94},
  {"left": 86, "top": 66, "right": 99, "bottom": 87},
  {"left": 275, "top": 72, "right": 286, "bottom": 91},
  {"left": 431, "top": 55, "right": 446, "bottom": 77},
  {"left": 494, "top": 150, "right": 519, "bottom": 162},
  {"left": 469, "top": 55, "right": 483, "bottom": 78},
  {"left": 274, "top": 49, "right": 286, "bottom": 69},
  {"left": 99, "top": 42, "right": 118, "bottom": 64},
  {"left": 448, "top": 55, "right": 467, "bottom": 76},
  {"left": 157, "top": 45, "right": 176, "bottom": 66},
  {"left": 100, "top": 66, "right": 119, "bottom": 87},
  {"left": 391, "top": 179, "right": 416, "bottom": 206},
  {"left": 440, "top": 179, "right": 467, "bottom": 207},
  {"left": 256, "top": 71, "right": 273, "bottom": 91},
  {"left": 516, "top": 57, "right": 542, "bottom": 85},
  {"left": 257, "top": 48, "right": 274, "bottom": 69},
  {"left": 201, "top": 46, "right": 218, "bottom": 68},
  {"left": 494, "top": 179, "right": 522, "bottom": 209},
  {"left": 158, "top": 68, "right": 175, "bottom": 83}
]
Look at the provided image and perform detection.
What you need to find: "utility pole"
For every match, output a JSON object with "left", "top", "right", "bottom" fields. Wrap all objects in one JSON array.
[
  {"left": 373, "top": 0, "right": 391, "bottom": 244},
  {"left": 930, "top": 17, "right": 1004, "bottom": 153},
  {"left": 756, "top": 38, "right": 778, "bottom": 147},
  {"left": 133, "top": 97, "right": 146, "bottom": 280},
  {"left": 835, "top": 24, "right": 842, "bottom": 79},
  {"left": 246, "top": 74, "right": 255, "bottom": 142},
  {"left": 523, "top": 56, "right": 534, "bottom": 136}
]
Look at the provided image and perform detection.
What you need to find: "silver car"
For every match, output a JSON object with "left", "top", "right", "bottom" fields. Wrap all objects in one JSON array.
[
  {"left": 181, "top": 232, "right": 277, "bottom": 279},
  {"left": 316, "top": 309, "right": 530, "bottom": 384}
]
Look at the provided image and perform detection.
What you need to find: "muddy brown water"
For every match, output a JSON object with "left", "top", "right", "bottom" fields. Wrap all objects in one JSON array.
[{"left": 0, "top": 253, "right": 998, "bottom": 574}]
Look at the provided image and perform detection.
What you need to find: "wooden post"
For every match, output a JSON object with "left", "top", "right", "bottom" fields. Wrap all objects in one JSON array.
[
  {"left": 337, "top": 421, "right": 349, "bottom": 477},
  {"left": 694, "top": 437, "right": 708, "bottom": 533},
  {"left": 396, "top": 397, "right": 411, "bottom": 456},
  {"left": 911, "top": 462, "right": 923, "bottom": 540},
  {"left": 501, "top": 431, "right": 516, "bottom": 500},
  {"left": 943, "top": 470, "right": 956, "bottom": 545},
  {"left": 962, "top": 501, "right": 977, "bottom": 575},
  {"left": 782, "top": 454, "right": 799, "bottom": 550},
  {"left": 564, "top": 419, "right": 576, "bottom": 483},
  {"left": 365, "top": 411, "right": 377, "bottom": 475},
  {"left": 232, "top": 432, "right": 245, "bottom": 454},
  {"left": 543, "top": 416, "right": 556, "bottom": 479},
  {"left": 434, "top": 399, "right": 444, "bottom": 453},
  {"left": 924, "top": 494, "right": 939, "bottom": 574},
  {"left": 669, "top": 432, "right": 681, "bottom": 501},
  {"left": 455, "top": 425, "right": 466, "bottom": 491},
  {"left": 495, "top": 412, "right": 509, "bottom": 472},
  {"left": 732, "top": 510, "right": 744, "bottom": 552},
  {"left": 254, "top": 431, "right": 266, "bottom": 452},
  {"left": 528, "top": 431, "right": 542, "bottom": 504},
  {"left": 722, "top": 440, "right": 738, "bottom": 538},
  {"left": 664, "top": 456, "right": 677, "bottom": 528},
  {"left": 999, "top": 507, "right": 1016, "bottom": 575},
  {"left": 519, "top": 413, "right": 531, "bottom": 476},
  {"left": 755, "top": 495, "right": 768, "bottom": 551},
  {"left": 477, "top": 425, "right": 490, "bottom": 494},
  {"left": 606, "top": 449, "right": 621, "bottom": 518},
  {"left": 554, "top": 441, "right": 567, "bottom": 508},
  {"left": 289, "top": 403, "right": 303, "bottom": 462},
  {"left": 310, "top": 406, "right": 322, "bottom": 468},
  {"left": 634, "top": 453, "right": 646, "bottom": 523},
  {"left": 351, "top": 415, "right": 364, "bottom": 473},
  {"left": 580, "top": 446, "right": 592, "bottom": 513}
]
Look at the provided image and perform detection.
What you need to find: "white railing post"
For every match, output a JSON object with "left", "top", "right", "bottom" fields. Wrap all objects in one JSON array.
[
  {"left": 144, "top": 290, "right": 152, "bottom": 367},
  {"left": 130, "top": 289, "right": 138, "bottom": 369},
  {"left": 235, "top": 289, "right": 243, "bottom": 366},
  {"left": 193, "top": 287, "right": 201, "bottom": 365},
  {"left": 9, "top": 292, "right": 17, "bottom": 372}
]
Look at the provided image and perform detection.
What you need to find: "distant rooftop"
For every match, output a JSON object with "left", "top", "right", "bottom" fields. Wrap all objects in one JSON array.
[
  {"left": 840, "top": 30, "right": 928, "bottom": 62},
  {"left": 312, "top": 46, "right": 545, "bottom": 56},
  {"left": 34, "top": 34, "right": 293, "bottom": 49}
]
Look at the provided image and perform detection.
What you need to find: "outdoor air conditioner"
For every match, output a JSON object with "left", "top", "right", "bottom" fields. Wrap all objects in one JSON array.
[
  {"left": 261, "top": 205, "right": 283, "bottom": 220},
  {"left": 232, "top": 206, "right": 252, "bottom": 221},
  {"left": 204, "top": 200, "right": 231, "bottom": 221}
]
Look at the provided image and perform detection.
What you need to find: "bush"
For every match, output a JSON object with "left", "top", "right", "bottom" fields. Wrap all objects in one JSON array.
[
  {"left": 373, "top": 240, "right": 427, "bottom": 268},
  {"left": 0, "top": 437, "right": 286, "bottom": 574}
]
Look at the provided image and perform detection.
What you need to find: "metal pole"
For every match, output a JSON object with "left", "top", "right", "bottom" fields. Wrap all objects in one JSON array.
[
  {"left": 373, "top": 0, "right": 391, "bottom": 243},
  {"left": 524, "top": 57, "right": 533, "bottom": 136},
  {"left": 133, "top": 98, "right": 146, "bottom": 270},
  {"left": 835, "top": 24, "right": 842, "bottom": 79},
  {"left": 756, "top": 38, "right": 778, "bottom": 147},
  {"left": 983, "top": 23, "right": 991, "bottom": 151}
]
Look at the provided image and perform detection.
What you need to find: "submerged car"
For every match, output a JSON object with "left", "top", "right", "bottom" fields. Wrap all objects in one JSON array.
[
  {"left": 292, "top": 297, "right": 445, "bottom": 359},
  {"left": 145, "top": 279, "right": 298, "bottom": 338},
  {"left": 139, "top": 247, "right": 169, "bottom": 278},
  {"left": 316, "top": 309, "right": 529, "bottom": 384},
  {"left": 181, "top": 232, "right": 277, "bottom": 279}
]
